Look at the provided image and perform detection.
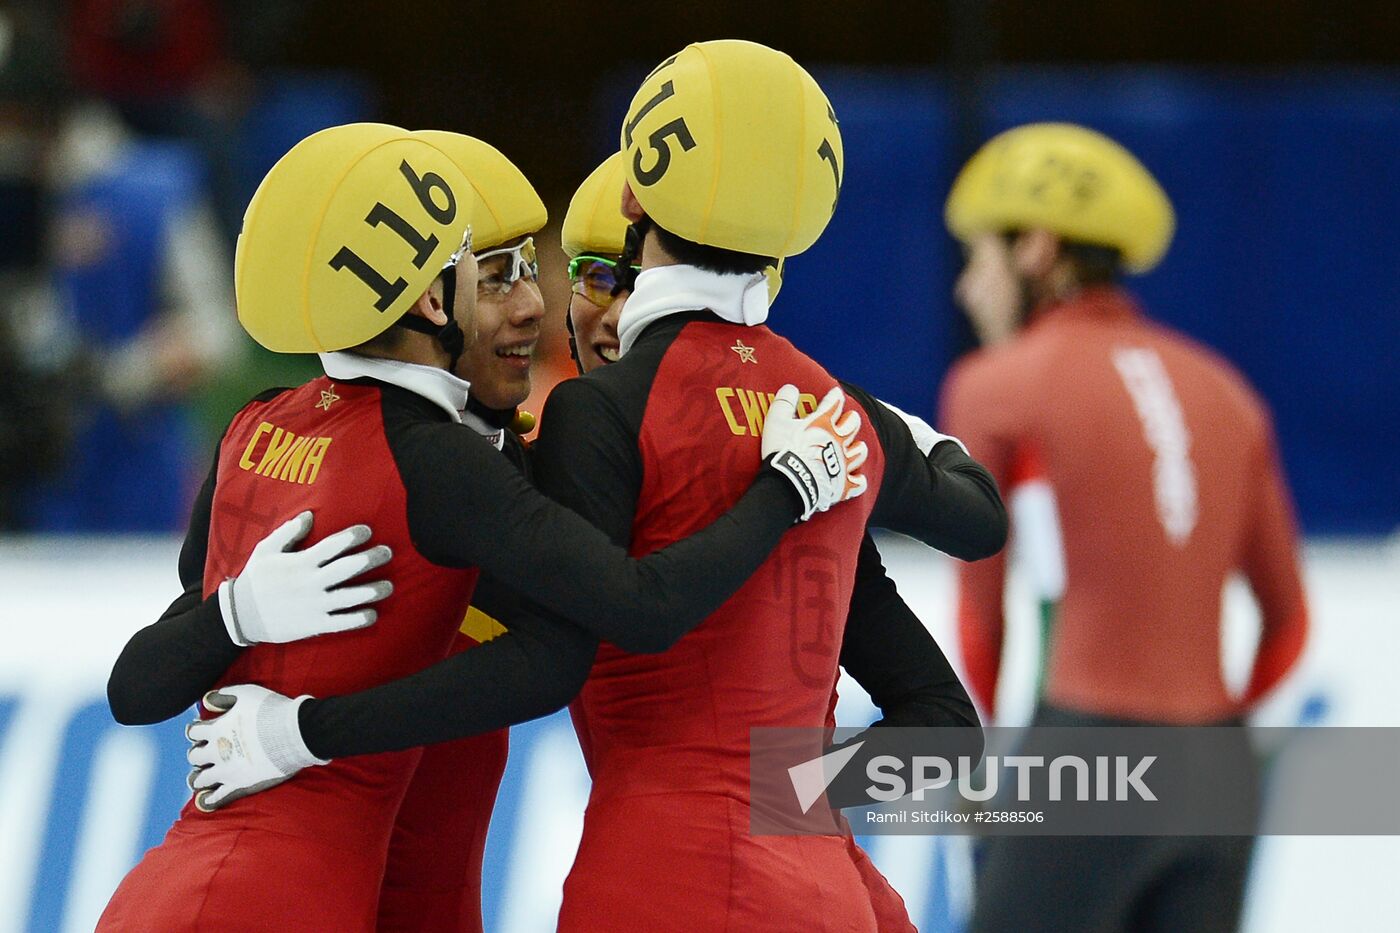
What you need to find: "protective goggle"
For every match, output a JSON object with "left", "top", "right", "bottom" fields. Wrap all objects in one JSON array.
[
  {"left": 438, "top": 224, "right": 474, "bottom": 318},
  {"left": 567, "top": 255, "right": 641, "bottom": 308},
  {"left": 443, "top": 224, "right": 474, "bottom": 271},
  {"left": 436, "top": 224, "right": 476, "bottom": 318},
  {"left": 475, "top": 236, "right": 538, "bottom": 295}
]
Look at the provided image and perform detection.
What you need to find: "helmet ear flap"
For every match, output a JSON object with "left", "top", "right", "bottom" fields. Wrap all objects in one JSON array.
[{"left": 763, "top": 258, "right": 785, "bottom": 304}]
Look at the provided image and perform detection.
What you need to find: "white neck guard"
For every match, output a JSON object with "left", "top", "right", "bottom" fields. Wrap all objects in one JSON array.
[
  {"left": 617, "top": 264, "right": 769, "bottom": 357},
  {"left": 319, "top": 351, "right": 472, "bottom": 424}
]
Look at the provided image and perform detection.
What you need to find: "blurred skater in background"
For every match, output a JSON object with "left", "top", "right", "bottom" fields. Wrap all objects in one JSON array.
[{"left": 940, "top": 123, "right": 1309, "bottom": 933}]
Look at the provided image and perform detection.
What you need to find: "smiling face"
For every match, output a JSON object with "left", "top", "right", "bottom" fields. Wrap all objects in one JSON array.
[
  {"left": 568, "top": 288, "right": 626, "bottom": 373},
  {"left": 454, "top": 236, "right": 544, "bottom": 409},
  {"left": 566, "top": 254, "right": 636, "bottom": 373}
]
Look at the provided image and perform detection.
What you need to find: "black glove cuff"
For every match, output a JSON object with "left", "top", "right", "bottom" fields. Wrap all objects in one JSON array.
[{"left": 764, "top": 451, "right": 818, "bottom": 522}]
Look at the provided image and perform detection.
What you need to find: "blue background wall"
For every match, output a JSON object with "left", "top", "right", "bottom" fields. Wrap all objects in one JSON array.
[{"left": 738, "top": 69, "right": 1400, "bottom": 536}]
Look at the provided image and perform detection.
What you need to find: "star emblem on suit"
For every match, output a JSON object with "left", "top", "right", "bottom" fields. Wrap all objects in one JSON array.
[
  {"left": 731, "top": 340, "right": 757, "bottom": 364},
  {"left": 316, "top": 385, "right": 341, "bottom": 411}
]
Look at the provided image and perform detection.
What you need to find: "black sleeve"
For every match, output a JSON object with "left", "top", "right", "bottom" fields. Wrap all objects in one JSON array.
[
  {"left": 839, "top": 534, "right": 978, "bottom": 731},
  {"left": 300, "top": 446, "right": 605, "bottom": 760},
  {"left": 300, "top": 601, "right": 597, "bottom": 757},
  {"left": 823, "top": 533, "right": 985, "bottom": 808},
  {"left": 526, "top": 375, "right": 639, "bottom": 547},
  {"left": 498, "top": 429, "right": 532, "bottom": 480},
  {"left": 106, "top": 447, "right": 242, "bottom": 725},
  {"left": 464, "top": 572, "right": 524, "bottom": 628},
  {"left": 842, "top": 382, "right": 1008, "bottom": 561},
  {"left": 297, "top": 379, "right": 803, "bottom": 758},
  {"left": 395, "top": 378, "right": 803, "bottom": 653}
]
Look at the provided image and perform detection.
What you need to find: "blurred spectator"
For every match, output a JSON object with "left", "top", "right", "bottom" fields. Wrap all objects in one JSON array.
[
  {"left": 63, "top": 0, "right": 380, "bottom": 469},
  {"left": 0, "top": 4, "right": 83, "bottom": 527},
  {"left": 0, "top": 281, "right": 81, "bottom": 529},
  {"left": 20, "top": 100, "right": 236, "bottom": 531},
  {"left": 64, "top": 0, "right": 311, "bottom": 238}
]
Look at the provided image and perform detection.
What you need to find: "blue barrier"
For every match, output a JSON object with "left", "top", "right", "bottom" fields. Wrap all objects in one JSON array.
[
  {"left": 0, "top": 683, "right": 1359, "bottom": 931},
  {"left": 749, "top": 69, "right": 1400, "bottom": 535},
  {"left": 11, "top": 702, "right": 962, "bottom": 932},
  {"left": 18, "top": 701, "right": 187, "bottom": 932}
]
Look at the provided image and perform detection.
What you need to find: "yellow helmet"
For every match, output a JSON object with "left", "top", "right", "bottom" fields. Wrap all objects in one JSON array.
[
  {"left": 619, "top": 40, "right": 843, "bottom": 259},
  {"left": 564, "top": 151, "right": 787, "bottom": 306},
  {"left": 416, "top": 131, "right": 547, "bottom": 251},
  {"left": 236, "top": 123, "right": 485, "bottom": 353},
  {"left": 945, "top": 122, "right": 1175, "bottom": 274},
  {"left": 562, "top": 151, "right": 629, "bottom": 259}
]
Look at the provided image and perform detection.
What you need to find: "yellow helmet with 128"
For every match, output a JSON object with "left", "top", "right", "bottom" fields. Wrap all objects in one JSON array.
[
  {"left": 619, "top": 39, "right": 843, "bottom": 259},
  {"left": 944, "top": 122, "right": 1175, "bottom": 274}
]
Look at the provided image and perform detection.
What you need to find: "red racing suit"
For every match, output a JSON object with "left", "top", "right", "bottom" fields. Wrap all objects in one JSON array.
[
  {"left": 536, "top": 313, "right": 1005, "bottom": 931},
  {"left": 942, "top": 287, "right": 1307, "bottom": 723},
  {"left": 101, "top": 357, "right": 832, "bottom": 932},
  {"left": 100, "top": 378, "right": 479, "bottom": 933}
]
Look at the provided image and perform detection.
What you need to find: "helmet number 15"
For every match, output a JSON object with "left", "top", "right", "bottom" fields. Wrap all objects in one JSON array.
[
  {"left": 817, "top": 138, "right": 840, "bottom": 215},
  {"left": 634, "top": 119, "right": 697, "bottom": 186},
  {"left": 625, "top": 80, "right": 697, "bottom": 187}
]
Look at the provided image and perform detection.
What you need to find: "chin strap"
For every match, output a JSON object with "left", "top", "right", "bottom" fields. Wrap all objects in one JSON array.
[
  {"left": 565, "top": 306, "right": 582, "bottom": 375},
  {"left": 465, "top": 395, "right": 517, "bottom": 430},
  {"left": 393, "top": 264, "right": 466, "bottom": 371},
  {"left": 613, "top": 222, "right": 645, "bottom": 297}
]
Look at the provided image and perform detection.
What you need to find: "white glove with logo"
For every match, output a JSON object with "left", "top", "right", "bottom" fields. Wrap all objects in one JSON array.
[
  {"left": 186, "top": 685, "right": 327, "bottom": 812},
  {"left": 218, "top": 511, "right": 392, "bottom": 647},
  {"left": 761, "top": 384, "right": 869, "bottom": 521}
]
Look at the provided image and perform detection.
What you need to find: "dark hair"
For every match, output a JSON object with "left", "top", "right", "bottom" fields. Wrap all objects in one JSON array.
[
  {"left": 650, "top": 222, "right": 774, "bottom": 276},
  {"left": 353, "top": 324, "right": 406, "bottom": 355},
  {"left": 1060, "top": 241, "right": 1123, "bottom": 286},
  {"left": 1002, "top": 230, "right": 1123, "bottom": 286}
]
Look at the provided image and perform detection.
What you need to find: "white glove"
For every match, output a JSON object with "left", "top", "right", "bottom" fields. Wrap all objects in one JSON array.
[
  {"left": 186, "top": 685, "right": 327, "bottom": 812},
  {"left": 217, "top": 511, "right": 393, "bottom": 647},
  {"left": 762, "top": 384, "right": 869, "bottom": 522}
]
